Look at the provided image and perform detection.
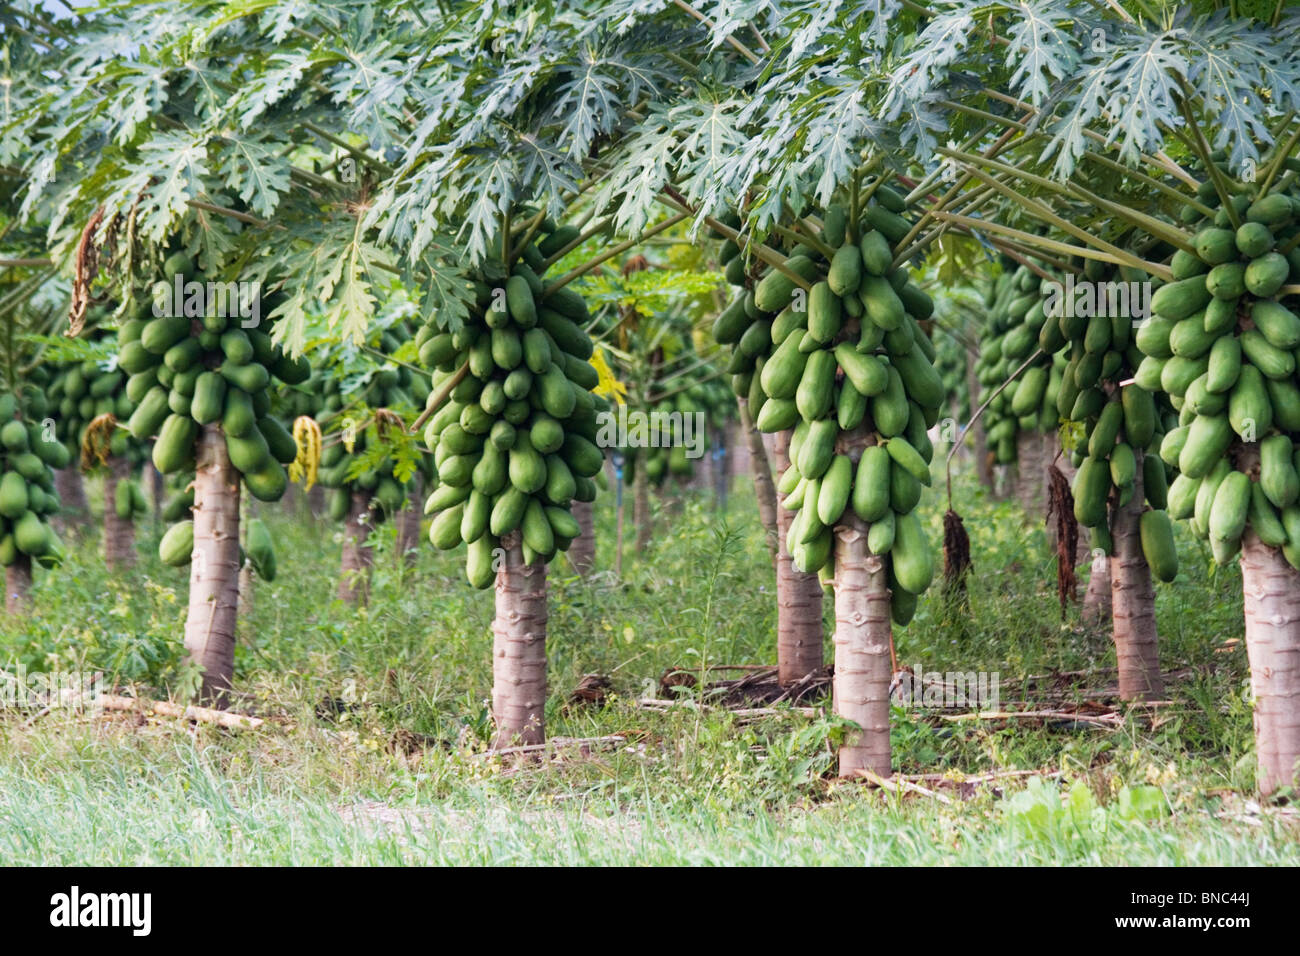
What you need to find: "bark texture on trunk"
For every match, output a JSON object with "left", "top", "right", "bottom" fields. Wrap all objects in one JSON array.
[
  {"left": 1240, "top": 530, "right": 1300, "bottom": 797},
  {"left": 966, "top": 358, "right": 993, "bottom": 491},
  {"left": 103, "top": 455, "right": 136, "bottom": 571},
  {"left": 397, "top": 475, "right": 423, "bottom": 568},
  {"left": 237, "top": 498, "right": 254, "bottom": 619},
  {"left": 147, "top": 463, "right": 164, "bottom": 525},
  {"left": 737, "top": 397, "right": 779, "bottom": 562},
  {"left": 1081, "top": 552, "right": 1112, "bottom": 626},
  {"left": 492, "top": 531, "right": 549, "bottom": 747},
  {"left": 568, "top": 498, "right": 595, "bottom": 575},
  {"left": 633, "top": 459, "right": 651, "bottom": 553},
  {"left": 183, "top": 426, "right": 242, "bottom": 705},
  {"left": 713, "top": 425, "right": 729, "bottom": 510},
  {"left": 307, "top": 484, "right": 325, "bottom": 520},
  {"left": 1013, "top": 431, "right": 1047, "bottom": 520},
  {"left": 54, "top": 468, "right": 88, "bottom": 533},
  {"left": 5, "top": 555, "right": 33, "bottom": 615},
  {"left": 1109, "top": 454, "right": 1161, "bottom": 701},
  {"left": 833, "top": 509, "right": 893, "bottom": 776},
  {"left": 832, "top": 425, "right": 892, "bottom": 776},
  {"left": 338, "top": 489, "right": 374, "bottom": 604},
  {"left": 773, "top": 431, "right": 824, "bottom": 686}
]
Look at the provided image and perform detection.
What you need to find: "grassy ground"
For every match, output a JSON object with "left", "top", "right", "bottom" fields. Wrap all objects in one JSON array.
[{"left": 1, "top": 461, "right": 1297, "bottom": 865}]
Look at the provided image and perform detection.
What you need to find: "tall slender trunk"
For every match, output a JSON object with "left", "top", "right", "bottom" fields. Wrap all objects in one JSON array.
[
  {"left": 967, "top": 358, "right": 993, "bottom": 490},
  {"left": 1240, "top": 529, "right": 1300, "bottom": 797},
  {"left": 397, "top": 475, "right": 423, "bottom": 568},
  {"left": 103, "top": 455, "right": 136, "bottom": 571},
  {"left": 1109, "top": 451, "right": 1161, "bottom": 700},
  {"left": 633, "top": 459, "right": 651, "bottom": 553},
  {"left": 773, "top": 431, "right": 824, "bottom": 686},
  {"left": 307, "top": 484, "right": 325, "bottom": 520},
  {"left": 53, "top": 468, "right": 88, "bottom": 535},
  {"left": 338, "top": 489, "right": 373, "bottom": 604},
  {"left": 237, "top": 497, "right": 254, "bottom": 619},
  {"left": 568, "top": 498, "right": 595, "bottom": 575},
  {"left": 833, "top": 426, "right": 892, "bottom": 776},
  {"left": 1082, "top": 552, "right": 1112, "bottom": 626},
  {"left": 737, "top": 397, "right": 779, "bottom": 562},
  {"left": 183, "top": 426, "right": 242, "bottom": 705},
  {"left": 5, "top": 555, "right": 32, "bottom": 614},
  {"left": 492, "top": 530, "right": 548, "bottom": 747},
  {"left": 1014, "top": 431, "right": 1046, "bottom": 521},
  {"left": 147, "top": 463, "right": 165, "bottom": 526},
  {"left": 714, "top": 425, "right": 729, "bottom": 510}
]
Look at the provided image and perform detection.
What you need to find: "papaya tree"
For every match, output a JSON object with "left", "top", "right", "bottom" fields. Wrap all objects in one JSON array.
[{"left": 886, "top": 0, "right": 1300, "bottom": 789}]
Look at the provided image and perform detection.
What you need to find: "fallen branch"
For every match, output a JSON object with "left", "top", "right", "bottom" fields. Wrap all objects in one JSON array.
[
  {"left": 853, "top": 770, "right": 956, "bottom": 804},
  {"left": 471, "top": 734, "right": 627, "bottom": 759},
  {"left": 934, "top": 709, "right": 1123, "bottom": 729},
  {"left": 636, "top": 697, "right": 818, "bottom": 718},
  {"left": 96, "top": 694, "right": 264, "bottom": 730}
]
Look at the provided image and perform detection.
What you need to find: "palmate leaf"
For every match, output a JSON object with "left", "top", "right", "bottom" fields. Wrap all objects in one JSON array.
[
  {"left": 672, "top": 97, "right": 749, "bottom": 212},
  {"left": 127, "top": 131, "right": 214, "bottom": 242},
  {"left": 792, "top": 72, "right": 888, "bottom": 207},
  {"left": 514, "top": 132, "right": 582, "bottom": 219},
  {"left": 883, "top": 10, "right": 975, "bottom": 107},
  {"left": 409, "top": 242, "right": 477, "bottom": 336},
  {"left": 589, "top": 112, "right": 678, "bottom": 238},
  {"left": 231, "top": 51, "right": 316, "bottom": 129},
  {"left": 695, "top": 0, "right": 773, "bottom": 50},
  {"left": 547, "top": 53, "right": 644, "bottom": 162},
  {"left": 223, "top": 136, "right": 292, "bottom": 219},
  {"left": 1183, "top": 13, "right": 1287, "bottom": 176},
  {"left": 458, "top": 151, "right": 518, "bottom": 265},
  {"left": 1001, "top": 0, "right": 1080, "bottom": 106}
]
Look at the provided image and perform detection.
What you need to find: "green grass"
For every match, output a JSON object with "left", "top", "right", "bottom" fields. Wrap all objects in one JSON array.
[{"left": 1, "top": 467, "right": 1296, "bottom": 865}]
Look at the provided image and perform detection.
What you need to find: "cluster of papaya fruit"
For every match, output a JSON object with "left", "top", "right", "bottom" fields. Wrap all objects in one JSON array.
[
  {"left": 1042, "top": 260, "right": 1178, "bottom": 580},
  {"left": 418, "top": 217, "right": 607, "bottom": 587},
  {"left": 319, "top": 419, "right": 430, "bottom": 524},
  {"left": 933, "top": 325, "right": 970, "bottom": 425},
  {"left": 285, "top": 325, "right": 434, "bottom": 525},
  {"left": 46, "top": 326, "right": 151, "bottom": 520},
  {"left": 713, "top": 186, "right": 943, "bottom": 624},
  {"left": 1143, "top": 185, "right": 1300, "bottom": 568},
  {"left": 118, "top": 253, "right": 310, "bottom": 504},
  {"left": 976, "top": 260, "right": 1065, "bottom": 464},
  {"left": 622, "top": 375, "right": 732, "bottom": 486},
  {"left": 47, "top": 328, "right": 142, "bottom": 463},
  {"left": 0, "top": 391, "right": 65, "bottom": 567}
]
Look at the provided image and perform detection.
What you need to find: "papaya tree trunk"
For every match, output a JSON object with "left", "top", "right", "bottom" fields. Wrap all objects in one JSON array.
[
  {"left": 737, "top": 397, "right": 778, "bottom": 562},
  {"left": 633, "top": 458, "right": 651, "bottom": 553},
  {"left": 773, "top": 430, "right": 824, "bottom": 686},
  {"left": 338, "top": 489, "right": 373, "bottom": 604},
  {"left": 492, "top": 530, "right": 548, "bottom": 747},
  {"left": 146, "top": 463, "right": 164, "bottom": 526},
  {"left": 183, "top": 425, "right": 242, "bottom": 705},
  {"left": 568, "top": 498, "right": 595, "bottom": 575},
  {"left": 714, "top": 425, "right": 729, "bottom": 510},
  {"left": 5, "top": 555, "right": 32, "bottom": 614},
  {"left": 1240, "top": 529, "right": 1300, "bottom": 797},
  {"left": 103, "top": 455, "right": 136, "bottom": 571},
  {"left": 966, "top": 359, "right": 993, "bottom": 491},
  {"left": 1014, "top": 431, "right": 1046, "bottom": 520},
  {"left": 1109, "top": 452, "right": 1161, "bottom": 700},
  {"left": 53, "top": 468, "right": 88, "bottom": 534},
  {"left": 397, "top": 475, "right": 423, "bottom": 568},
  {"left": 833, "top": 427, "right": 892, "bottom": 776},
  {"left": 237, "top": 497, "right": 254, "bottom": 619},
  {"left": 307, "top": 484, "right": 325, "bottom": 520},
  {"left": 1082, "top": 552, "right": 1112, "bottom": 626}
]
